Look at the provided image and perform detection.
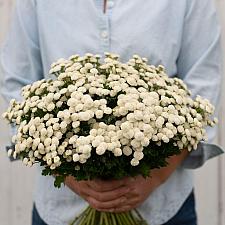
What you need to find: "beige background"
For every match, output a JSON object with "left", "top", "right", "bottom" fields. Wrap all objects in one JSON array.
[{"left": 0, "top": 0, "right": 225, "bottom": 225}]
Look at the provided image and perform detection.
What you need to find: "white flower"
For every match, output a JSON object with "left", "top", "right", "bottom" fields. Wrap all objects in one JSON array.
[
  {"left": 73, "top": 153, "right": 80, "bottom": 162},
  {"left": 123, "top": 130, "right": 135, "bottom": 139},
  {"left": 134, "top": 131, "right": 145, "bottom": 141},
  {"left": 50, "top": 164, "right": 56, "bottom": 170},
  {"left": 162, "top": 135, "right": 169, "bottom": 143},
  {"left": 81, "top": 145, "right": 92, "bottom": 154},
  {"left": 185, "top": 129, "right": 191, "bottom": 137},
  {"left": 57, "top": 146, "right": 65, "bottom": 155},
  {"left": 134, "top": 110, "right": 143, "bottom": 121},
  {"left": 121, "top": 121, "right": 132, "bottom": 131},
  {"left": 65, "top": 150, "right": 72, "bottom": 156},
  {"left": 79, "top": 155, "right": 87, "bottom": 164},
  {"left": 47, "top": 127, "right": 54, "bottom": 137},
  {"left": 54, "top": 156, "right": 60, "bottom": 163},
  {"left": 44, "top": 138, "right": 52, "bottom": 147},
  {"left": 7, "top": 149, "right": 13, "bottom": 157},
  {"left": 131, "top": 139, "right": 141, "bottom": 148},
  {"left": 154, "top": 106, "right": 163, "bottom": 114},
  {"left": 75, "top": 104, "right": 84, "bottom": 112},
  {"left": 96, "top": 146, "right": 106, "bottom": 155},
  {"left": 104, "top": 107, "right": 112, "bottom": 114},
  {"left": 131, "top": 158, "right": 139, "bottom": 166},
  {"left": 141, "top": 138, "right": 150, "bottom": 147},
  {"left": 33, "top": 138, "right": 40, "bottom": 147},
  {"left": 23, "top": 157, "right": 29, "bottom": 165},
  {"left": 177, "top": 141, "right": 184, "bottom": 149},
  {"left": 60, "top": 121, "right": 67, "bottom": 129},
  {"left": 166, "top": 130, "right": 174, "bottom": 139},
  {"left": 2, "top": 53, "right": 217, "bottom": 173},
  {"left": 90, "top": 68, "right": 98, "bottom": 74},
  {"left": 155, "top": 116, "right": 165, "bottom": 128},
  {"left": 79, "top": 112, "right": 91, "bottom": 121},
  {"left": 52, "top": 137, "right": 59, "bottom": 146},
  {"left": 122, "top": 146, "right": 132, "bottom": 156},
  {"left": 213, "top": 118, "right": 218, "bottom": 124},
  {"left": 92, "top": 139, "right": 101, "bottom": 148},
  {"left": 72, "top": 121, "right": 80, "bottom": 128},
  {"left": 120, "top": 138, "right": 129, "bottom": 145},
  {"left": 95, "top": 110, "right": 103, "bottom": 119},
  {"left": 29, "top": 125, "right": 36, "bottom": 135},
  {"left": 113, "top": 148, "right": 122, "bottom": 156},
  {"left": 127, "top": 77, "right": 137, "bottom": 86},
  {"left": 134, "top": 151, "right": 144, "bottom": 160}
]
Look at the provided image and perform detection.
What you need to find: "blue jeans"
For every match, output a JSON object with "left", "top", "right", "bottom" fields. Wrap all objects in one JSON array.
[
  {"left": 161, "top": 191, "right": 197, "bottom": 225},
  {"left": 32, "top": 191, "right": 197, "bottom": 225}
]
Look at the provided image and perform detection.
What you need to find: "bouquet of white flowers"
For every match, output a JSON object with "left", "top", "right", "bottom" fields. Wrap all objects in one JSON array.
[{"left": 3, "top": 53, "right": 217, "bottom": 225}]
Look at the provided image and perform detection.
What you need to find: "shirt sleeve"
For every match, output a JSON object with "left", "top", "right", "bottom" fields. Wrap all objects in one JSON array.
[
  {"left": 0, "top": 0, "right": 43, "bottom": 103},
  {"left": 0, "top": 0, "right": 43, "bottom": 151},
  {"left": 177, "top": 0, "right": 224, "bottom": 169}
]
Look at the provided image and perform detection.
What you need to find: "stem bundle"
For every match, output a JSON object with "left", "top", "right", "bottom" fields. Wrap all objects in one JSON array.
[{"left": 69, "top": 206, "right": 148, "bottom": 225}]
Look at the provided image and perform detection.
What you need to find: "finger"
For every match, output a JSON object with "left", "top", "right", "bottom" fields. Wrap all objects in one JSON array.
[
  {"left": 123, "top": 176, "right": 141, "bottom": 186},
  {"left": 65, "top": 177, "right": 87, "bottom": 196},
  {"left": 87, "top": 179, "right": 126, "bottom": 192},
  {"left": 84, "top": 186, "right": 130, "bottom": 202},
  {"left": 98, "top": 205, "right": 132, "bottom": 213},
  {"left": 113, "top": 205, "right": 132, "bottom": 213},
  {"left": 124, "top": 189, "right": 140, "bottom": 198},
  {"left": 87, "top": 196, "right": 127, "bottom": 210}
]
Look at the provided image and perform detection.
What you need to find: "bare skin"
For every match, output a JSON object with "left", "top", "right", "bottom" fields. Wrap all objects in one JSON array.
[
  {"left": 103, "top": 0, "right": 107, "bottom": 14},
  {"left": 65, "top": 149, "right": 189, "bottom": 212}
]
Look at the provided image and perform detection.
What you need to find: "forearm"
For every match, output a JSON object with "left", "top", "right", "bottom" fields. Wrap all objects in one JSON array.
[{"left": 150, "top": 149, "right": 189, "bottom": 187}]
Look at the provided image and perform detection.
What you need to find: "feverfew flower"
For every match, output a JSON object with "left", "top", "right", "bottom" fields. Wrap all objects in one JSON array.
[{"left": 2, "top": 53, "right": 217, "bottom": 178}]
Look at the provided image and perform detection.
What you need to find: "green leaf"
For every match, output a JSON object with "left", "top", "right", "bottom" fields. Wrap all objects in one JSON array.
[{"left": 54, "top": 175, "right": 66, "bottom": 188}]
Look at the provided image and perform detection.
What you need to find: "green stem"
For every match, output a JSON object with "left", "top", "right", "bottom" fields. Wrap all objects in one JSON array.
[
  {"left": 103, "top": 212, "right": 110, "bottom": 225},
  {"left": 69, "top": 207, "right": 90, "bottom": 225},
  {"left": 69, "top": 207, "right": 149, "bottom": 225},
  {"left": 123, "top": 212, "right": 136, "bottom": 225},
  {"left": 110, "top": 213, "right": 117, "bottom": 225},
  {"left": 115, "top": 213, "right": 123, "bottom": 225},
  {"left": 134, "top": 208, "right": 144, "bottom": 220},
  {"left": 85, "top": 207, "right": 94, "bottom": 225},
  {"left": 118, "top": 213, "right": 126, "bottom": 225},
  {"left": 99, "top": 212, "right": 104, "bottom": 225},
  {"left": 90, "top": 209, "right": 95, "bottom": 225},
  {"left": 105, "top": 212, "right": 112, "bottom": 225},
  {"left": 134, "top": 209, "right": 148, "bottom": 225},
  {"left": 79, "top": 207, "right": 92, "bottom": 225},
  {"left": 129, "top": 211, "right": 135, "bottom": 222},
  {"left": 122, "top": 213, "right": 132, "bottom": 225}
]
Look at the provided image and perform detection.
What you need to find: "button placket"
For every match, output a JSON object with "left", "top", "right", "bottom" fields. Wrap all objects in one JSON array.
[
  {"left": 107, "top": 1, "right": 114, "bottom": 9},
  {"left": 95, "top": 0, "right": 111, "bottom": 52},
  {"left": 101, "top": 30, "right": 109, "bottom": 39}
]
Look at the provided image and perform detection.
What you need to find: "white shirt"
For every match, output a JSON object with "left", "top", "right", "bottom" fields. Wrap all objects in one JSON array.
[{"left": 0, "top": 0, "right": 223, "bottom": 224}]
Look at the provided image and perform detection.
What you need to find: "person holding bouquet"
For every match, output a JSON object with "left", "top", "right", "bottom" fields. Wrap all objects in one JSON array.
[{"left": 0, "top": 0, "right": 223, "bottom": 225}]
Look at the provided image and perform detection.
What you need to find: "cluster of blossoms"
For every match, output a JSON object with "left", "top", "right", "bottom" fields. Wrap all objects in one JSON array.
[{"left": 3, "top": 53, "right": 217, "bottom": 172}]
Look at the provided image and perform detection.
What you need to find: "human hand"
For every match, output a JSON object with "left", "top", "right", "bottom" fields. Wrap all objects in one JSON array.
[
  {"left": 65, "top": 149, "right": 189, "bottom": 212},
  {"left": 65, "top": 176, "right": 130, "bottom": 211},
  {"left": 94, "top": 174, "right": 162, "bottom": 213},
  {"left": 108, "top": 148, "right": 189, "bottom": 212}
]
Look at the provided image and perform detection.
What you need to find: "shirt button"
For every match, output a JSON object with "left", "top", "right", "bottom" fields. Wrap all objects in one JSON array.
[
  {"left": 101, "top": 31, "right": 108, "bottom": 39},
  {"left": 107, "top": 1, "right": 114, "bottom": 9}
]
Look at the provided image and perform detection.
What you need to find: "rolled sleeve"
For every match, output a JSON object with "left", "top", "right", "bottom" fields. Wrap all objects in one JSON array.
[
  {"left": 181, "top": 142, "right": 224, "bottom": 169},
  {"left": 177, "top": 0, "right": 224, "bottom": 169}
]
